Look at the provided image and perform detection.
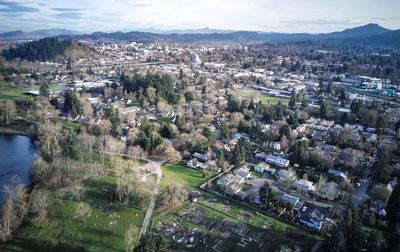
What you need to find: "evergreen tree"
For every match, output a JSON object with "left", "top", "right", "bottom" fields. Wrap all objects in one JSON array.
[
  {"left": 64, "top": 91, "right": 82, "bottom": 115},
  {"left": 289, "top": 91, "right": 296, "bottom": 109},
  {"left": 233, "top": 138, "right": 249, "bottom": 165}
]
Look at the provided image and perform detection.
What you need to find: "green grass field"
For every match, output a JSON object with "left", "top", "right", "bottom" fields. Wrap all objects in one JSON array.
[
  {"left": 2, "top": 173, "right": 148, "bottom": 252},
  {"left": 234, "top": 88, "right": 289, "bottom": 105},
  {"left": 0, "top": 83, "right": 58, "bottom": 101},
  {"left": 160, "top": 163, "right": 212, "bottom": 190}
]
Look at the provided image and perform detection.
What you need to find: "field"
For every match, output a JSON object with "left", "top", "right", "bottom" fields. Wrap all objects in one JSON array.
[
  {"left": 2, "top": 160, "right": 152, "bottom": 252},
  {"left": 234, "top": 88, "right": 289, "bottom": 105},
  {"left": 160, "top": 163, "right": 213, "bottom": 191},
  {"left": 0, "top": 83, "right": 58, "bottom": 101}
]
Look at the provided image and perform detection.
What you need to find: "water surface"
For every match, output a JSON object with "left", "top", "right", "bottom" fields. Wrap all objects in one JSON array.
[{"left": 0, "top": 133, "right": 37, "bottom": 204}]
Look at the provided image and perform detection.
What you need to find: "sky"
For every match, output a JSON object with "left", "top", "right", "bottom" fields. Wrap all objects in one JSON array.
[{"left": 0, "top": 0, "right": 400, "bottom": 33}]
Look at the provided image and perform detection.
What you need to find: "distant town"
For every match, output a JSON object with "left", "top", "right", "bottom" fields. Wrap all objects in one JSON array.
[{"left": 0, "top": 26, "right": 400, "bottom": 252}]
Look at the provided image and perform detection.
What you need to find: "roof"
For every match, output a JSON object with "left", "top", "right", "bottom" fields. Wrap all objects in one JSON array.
[
  {"left": 279, "top": 194, "right": 299, "bottom": 205},
  {"left": 299, "top": 204, "right": 329, "bottom": 225}
]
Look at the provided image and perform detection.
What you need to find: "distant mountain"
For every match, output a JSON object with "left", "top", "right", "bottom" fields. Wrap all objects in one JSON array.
[
  {"left": 319, "top": 23, "right": 390, "bottom": 39},
  {"left": 2, "top": 24, "right": 399, "bottom": 47},
  {"left": 0, "top": 29, "right": 81, "bottom": 41},
  {"left": 356, "top": 29, "right": 400, "bottom": 46}
]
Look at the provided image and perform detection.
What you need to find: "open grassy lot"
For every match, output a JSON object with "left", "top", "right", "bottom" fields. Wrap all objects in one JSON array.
[
  {"left": 0, "top": 83, "right": 58, "bottom": 101},
  {"left": 160, "top": 163, "right": 213, "bottom": 190},
  {"left": 234, "top": 88, "right": 289, "bottom": 105},
  {"left": 3, "top": 167, "right": 151, "bottom": 251}
]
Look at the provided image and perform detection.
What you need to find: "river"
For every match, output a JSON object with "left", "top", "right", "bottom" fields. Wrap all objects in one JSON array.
[{"left": 0, "top": 133, "right": 37, "bottom": 204}]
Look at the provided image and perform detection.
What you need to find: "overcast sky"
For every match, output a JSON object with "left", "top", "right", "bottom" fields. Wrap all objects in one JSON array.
[{"left": 1, "top": 0, "right": 400, "bottom": 33}]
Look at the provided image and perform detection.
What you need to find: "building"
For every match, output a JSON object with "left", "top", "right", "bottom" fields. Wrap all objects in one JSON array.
[
  {"left": 265, "top": 154, "right": 290, "bottom": 168},
  {"left": 192, "top": 152, "right": 209, "bottom": 161},
  {"left": 328, "top": 169, "right": 348, "bottom": 181},
  {"left": 187, "top": 158, "right": 206, "bottom": 170},
  {"left": 299, "top": 204, "right": 330, "bottom": 230},
  {"left": 279, "top": 194, "right": 300, "bottom": 208},
  {"left": 369, "top": 201, "right": 386, "bottom": 217},
  {"left": 254, "top": 162, "right": 270, "bottom": 173},
  {"left": 293, "top": 179, "right": 316, "bottom": 193},
  {"left": 319, "top": 182, "right": 340, "bottom": 201}
]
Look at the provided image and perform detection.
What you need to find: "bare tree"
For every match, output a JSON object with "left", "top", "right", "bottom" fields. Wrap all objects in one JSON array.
[
  {"left": 74, "top": 202, "right": 92, "bottom": 223},
  {"left": 30, "top": 157, "right": 52, "bottom": 186},
  {"left": 0, "top": 177, "right": 28, "bottom": 241},
  {"left": 162, "top": 183, "right": 187, "bottom": 209}
]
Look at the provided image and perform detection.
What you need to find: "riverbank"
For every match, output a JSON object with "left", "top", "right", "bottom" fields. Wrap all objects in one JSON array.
[{"left": 0, "top": 127, "right": 32, "bottom": 136}]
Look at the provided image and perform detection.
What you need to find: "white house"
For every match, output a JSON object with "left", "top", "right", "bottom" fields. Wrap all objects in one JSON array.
[
  {"left": 187, "top": 158, "right": 206, "bottom": 170},
  {"left": 293, "top": 179, "right": 316, "bottom": 193}
]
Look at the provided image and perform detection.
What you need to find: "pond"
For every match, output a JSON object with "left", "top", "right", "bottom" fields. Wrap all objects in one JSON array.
[{"left": 0, "top": 133, "right": 37, "bottom": 204}]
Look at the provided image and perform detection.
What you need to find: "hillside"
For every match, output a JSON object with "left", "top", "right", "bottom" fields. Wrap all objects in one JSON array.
[
  {"left": 53, "top": 23, "right": 399, "bottom": 46},
  {"left": 1, "top": 37, "right": 98, "bottom": 61}
]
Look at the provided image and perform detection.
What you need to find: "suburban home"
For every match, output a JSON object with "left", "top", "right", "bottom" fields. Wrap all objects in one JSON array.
[
  {"left": 277, "top": 169, "right": 296, "bottom": 182},
  {"left": 217, "top": 174, "right": 245, "bottom": 187},
  {"left": 187, "top": 158, "right": 206, "bottom": 170},
  {"left": 279, "top": 194, "right": 303, "bottom": 210},
  {"left": 319, "top": 182, "right": 340, "bottom": 201},
  {"left": 328, "top": 169, "right": 348, "bottom": 181},
  {"left": 193, "top": 152, "right": 209, "bottom": 161},
  {"left": 369, "top": 201, "right": 386, "bottom": 217},
  {"left": 255, "top": 153, "right": 269, "bottom": 160},
  {"left": 255, "top": 162, "right": 270, "bottom": 173},
  {"left": 299, "top": 204, "right": 330, "bottom": 230},
  {"left": 224, "top": 182, "right": 242, "bottom": 196},
  {"left": 293, "top": 179, "right": 316, "bottom": 193},
  {"left": 266, "top": 154, "right": 290, "bottom": 168},
  {"left": 233, "top": 164, "right": 250, "bottom": 175}
]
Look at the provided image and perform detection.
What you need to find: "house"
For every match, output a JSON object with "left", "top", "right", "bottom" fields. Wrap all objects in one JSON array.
[
  {"left": 277, "top": 169, "right": 296, "bottom": 182},
  {"left": 255, "top": 153, "right": 269, "bottom": 160},
  {"left": 319, "top": 182, "right": 340, "bottom": 201},
  {"left": 216, "top": 174, "right": 244, "bottom": 187},
  {"left": 255, "top": 162, "right": 270, "bottom": 173},
  {"left": 266, "top": 154, "right": 290, "bottom": 168},
  {"left": 233, "top": 164, "right": 252, "bottom": 179},
  {"left": 369, "top": 201, "right": 386, "bottom": 217},
  {"left": 279, "top": 194, "right": 300, "bottom": 207},
  {"left": 299, "top": 204, "right": 330, "bottom": 230},
  {"left": 193, "top": 152, "right": 209, "bottom": 161},
  {"left": 293, "top": 179, "right": 316, "bottom": 193},
  {"left": 225, "top": 183, "right": 242, "bottom": 196},
  {"left": 328, "top": 169, "right": 348, "bottom": 181},
  {"left": 187, "top": 158, "right": 206, "bottom": 170}
]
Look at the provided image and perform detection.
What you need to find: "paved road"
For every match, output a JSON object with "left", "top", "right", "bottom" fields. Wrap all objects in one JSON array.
[
  {"left": 353, "top": 166, "right": 371, "bottom": 207},
  {"left": 137, "top": 160, "right": 163, "bottom": 243}
]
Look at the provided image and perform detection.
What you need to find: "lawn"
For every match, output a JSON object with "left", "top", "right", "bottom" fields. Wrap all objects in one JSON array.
[
  {"left": 160, "top": 163, "right": 213, "bottom": 190},
  {"left": 234, "top": 88, "right": 289, "bottom": 105},
  {"left": 2, "top": 174, "right": 148, "bottom": 252},
  {"left": 0, "top": 83, "right": 58, "bottom": 101}
]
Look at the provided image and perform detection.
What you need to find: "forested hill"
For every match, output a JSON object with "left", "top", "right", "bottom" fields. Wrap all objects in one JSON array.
[{"left": 1, "top": 37, "right": 94, "bottom": 61}]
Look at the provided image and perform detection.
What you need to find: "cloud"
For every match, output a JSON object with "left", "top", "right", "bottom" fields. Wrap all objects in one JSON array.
[
  {"left": 53, "top": 11, "right": 83, "bottom": 19},
  {"left": 52, "top": 8, "right": 89, "bottom": 12},
  {"left": 0, "top": 1, "right": 39, "bottom": 12}
]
